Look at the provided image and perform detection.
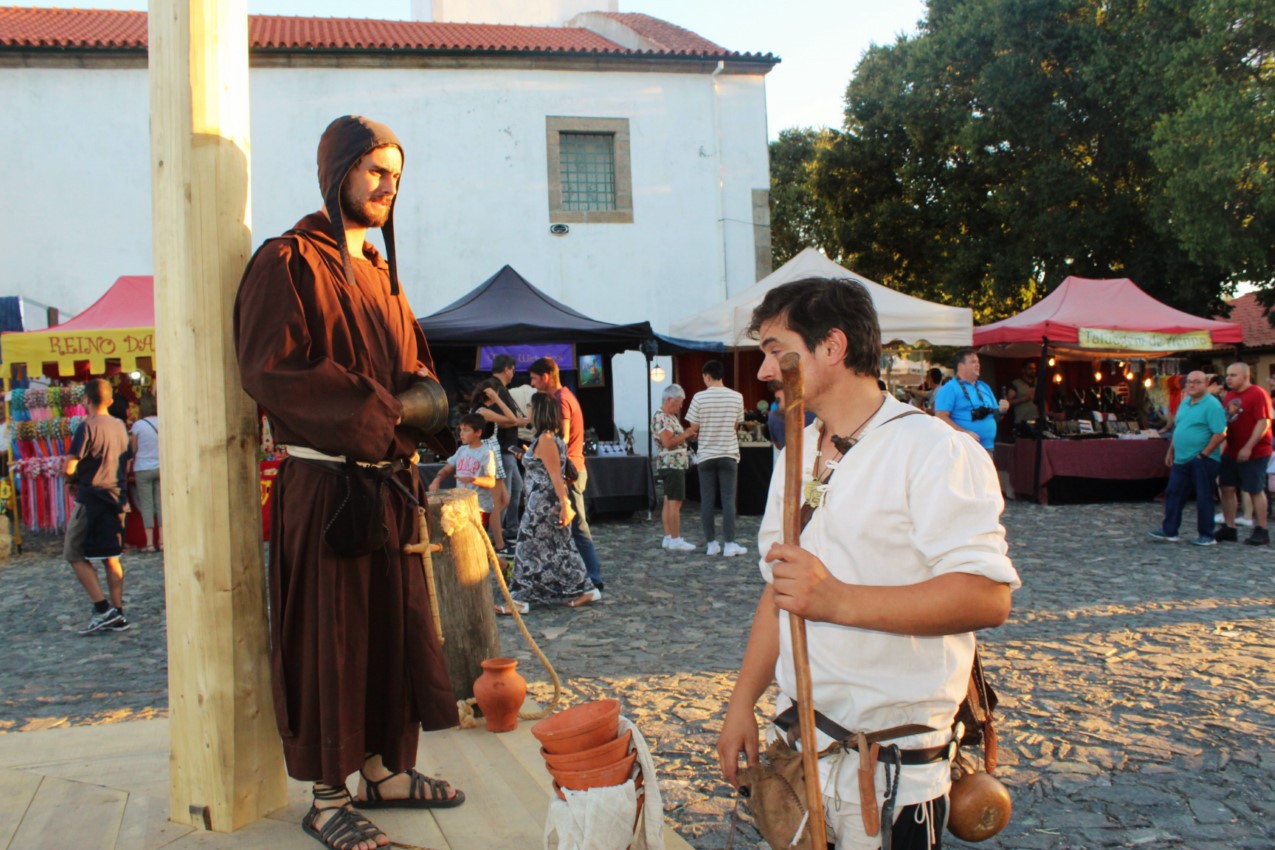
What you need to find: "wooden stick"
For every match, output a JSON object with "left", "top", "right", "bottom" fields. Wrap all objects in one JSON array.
[
  {"left": 779, "top": 351, "right": 828, "bottom": 848},
  {"left": 403, "top": 507, "right": 445, "bottom": 645}
]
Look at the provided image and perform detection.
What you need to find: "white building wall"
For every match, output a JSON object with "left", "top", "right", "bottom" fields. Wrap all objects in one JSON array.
[{"left": 1, "top": 60, "right": 770, "bottom": 446}]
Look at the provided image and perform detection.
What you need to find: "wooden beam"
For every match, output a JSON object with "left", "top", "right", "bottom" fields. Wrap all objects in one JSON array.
[{"left": 148, "top": 0, "right": 286, "bottom": 831}]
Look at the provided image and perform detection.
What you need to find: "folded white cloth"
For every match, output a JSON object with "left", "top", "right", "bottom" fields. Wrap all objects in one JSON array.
[{"left": 543, "top": 715, "right": 665, "bottom": 850}]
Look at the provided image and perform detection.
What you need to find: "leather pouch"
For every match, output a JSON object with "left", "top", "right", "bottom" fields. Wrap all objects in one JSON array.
[
  {"left": 737, "top": 738, "right": 816, "bottom": 850},
  {"left": 322, "top": 462, "right": 391, "bottom": 557}
]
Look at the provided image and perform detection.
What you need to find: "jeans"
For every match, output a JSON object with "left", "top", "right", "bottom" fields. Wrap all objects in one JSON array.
[
  {"left": 501, "top": 449, "right": 523, "bottom": 538},
  {"left": 569, "top": 466, "right": 604, "bottom": 588},
  {"left": 697, "top": 457, "right": 738, "bottom": 543},
  {"left": 1161, "top": 457, "right": 1219, "bottom": 537}
]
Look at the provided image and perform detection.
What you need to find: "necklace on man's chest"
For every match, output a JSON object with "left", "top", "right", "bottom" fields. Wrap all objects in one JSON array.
[{"left": 805, "top": 396, "right": 886, "bottom": 508}]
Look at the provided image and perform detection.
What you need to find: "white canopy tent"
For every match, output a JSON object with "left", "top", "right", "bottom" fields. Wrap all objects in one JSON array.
[{"left": 669, "top": 248, "right": 973, "bottom": 347}]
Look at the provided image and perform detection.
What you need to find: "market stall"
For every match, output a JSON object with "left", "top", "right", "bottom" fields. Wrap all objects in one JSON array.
[
  {"left": 668, "top": 248, "right": 975, "bottom": 514},
  {"left": 975, "top": 276, "right": 1243, "bottom": 503},
  {"left": 1, "top": 276, "right": 156, "bottom": 549},
  {"left": 1, "top": 275, "right": 283, "bottom": 547},
  {"left": 418, "top": 264, "right": 723, "bottom": 512}
]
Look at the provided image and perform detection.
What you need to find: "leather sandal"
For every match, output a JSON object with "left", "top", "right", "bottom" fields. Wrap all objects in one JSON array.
[
  {"left": 302, "top": 785, "right": 386, "bottom": 850},
  {"left": 354, "top": 768, "right": 465, "bottom": 810}
]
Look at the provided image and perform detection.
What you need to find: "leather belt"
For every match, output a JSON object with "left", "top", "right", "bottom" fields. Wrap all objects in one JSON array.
[{"left": 772, "top": 705, "right": 955, "bottom": 765}]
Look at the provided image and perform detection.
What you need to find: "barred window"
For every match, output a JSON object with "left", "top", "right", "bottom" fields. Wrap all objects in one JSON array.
[
  {"left": 559, "top": 133, "right": 617, "bottom": 212},
  {"left": 546, "top": 117, "right": 633, "bottom": 224}
]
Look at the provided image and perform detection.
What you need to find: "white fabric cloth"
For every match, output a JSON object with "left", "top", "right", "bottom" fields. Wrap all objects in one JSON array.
[
  {"left": 685, "top": 386, "right": 743, "bottom": 462},
  {"left": 544, "top": 715, "right": 665, "bottom": 850},
  {"left": 130, "top": 416, "right": 160, "bottom": 471},
  {"left": 757, "top": 395, "right": 1020, "bottom": 818}
]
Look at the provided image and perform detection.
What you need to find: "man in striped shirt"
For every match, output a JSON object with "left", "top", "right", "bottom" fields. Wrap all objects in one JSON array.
[{"left": 687, "top": 360, "right": 747, "bottom": 556}]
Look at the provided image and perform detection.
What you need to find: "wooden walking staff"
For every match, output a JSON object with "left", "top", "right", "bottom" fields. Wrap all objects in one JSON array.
[{"left": 779, "top": 351, "right": 828, "bottom": 848}]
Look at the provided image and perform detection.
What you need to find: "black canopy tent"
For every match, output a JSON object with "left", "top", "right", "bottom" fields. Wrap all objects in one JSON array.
[{"left": 418, "top": 264, "right": 721, "bottom": 453}]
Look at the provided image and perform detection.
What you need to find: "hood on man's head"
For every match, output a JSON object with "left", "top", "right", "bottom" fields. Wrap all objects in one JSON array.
[{"left": 317, "top": 115, "right": 405, "bottom": 294}]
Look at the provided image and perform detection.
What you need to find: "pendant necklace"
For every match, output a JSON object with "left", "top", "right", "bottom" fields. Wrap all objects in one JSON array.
[{"left": 805, "top": 395, "right": 887, "bottom": 508}]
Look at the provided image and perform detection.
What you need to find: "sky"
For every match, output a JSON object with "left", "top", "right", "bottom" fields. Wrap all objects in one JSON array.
[{"left": 30, "top": 0, "right": 928, "bottom": 138}]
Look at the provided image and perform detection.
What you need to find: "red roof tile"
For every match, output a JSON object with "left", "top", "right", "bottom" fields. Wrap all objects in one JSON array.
[
  {"left": 0, "top": 7, "right": 775, "bottom": 60},
  {"left": 1221, "top": 292, "right": 1275, "bottom": 348},
  {"left": 594, "top": 12, "right": 727, "bottom": 54},
  {"left": 0, "top": 6, "right": 146, "bottom": 49}
]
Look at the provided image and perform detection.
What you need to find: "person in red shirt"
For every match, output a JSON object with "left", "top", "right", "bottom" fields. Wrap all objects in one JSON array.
[{"left": 1217, "top": 362, "right": 1272, "bottom": 545}]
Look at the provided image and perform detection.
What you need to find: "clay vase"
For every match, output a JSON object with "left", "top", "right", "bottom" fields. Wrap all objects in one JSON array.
[{"left": 473, "top": 657, "right": 527, "bottom": 733}]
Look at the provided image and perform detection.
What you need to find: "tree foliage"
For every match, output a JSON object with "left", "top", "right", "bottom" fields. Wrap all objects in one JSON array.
[{"left": 770, "top": 0, "right": 1275, "bottom": 320}]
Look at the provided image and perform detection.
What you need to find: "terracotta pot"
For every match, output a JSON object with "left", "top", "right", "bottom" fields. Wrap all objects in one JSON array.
[
  {"left": 532, "top": 699, "right": 620, "bottom": 754},
  {"left": 472, "top": 657, "right": 527, "bottom": 733},
  {"left": 549, "top": 750, "right": 637, "bottom": 792},
  {"left": 552, "top": 760, "right": 644, "bottom": 800},
  {"left": 542, "top": 729, "right": 633, "bottom": 772}
]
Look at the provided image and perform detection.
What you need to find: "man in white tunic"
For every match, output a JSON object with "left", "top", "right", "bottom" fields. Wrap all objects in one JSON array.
[{"left": 716, "top": 277, "right": 1021, "bottom": 849}]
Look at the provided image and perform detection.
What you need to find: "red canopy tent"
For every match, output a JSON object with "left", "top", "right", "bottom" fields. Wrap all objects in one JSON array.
[
  {"left": 975, "top": 276, "right": 1243, "bottom": 358},
  {"left": 1, "top": 275, "right": 155, "bottom": 377},
  {"left": 975, "top": 277, "right": 1243, "bottom": 504}
]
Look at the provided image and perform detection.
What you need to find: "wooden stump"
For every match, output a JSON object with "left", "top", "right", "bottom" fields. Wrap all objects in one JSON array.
[{"left": 426, "top": 489, "right": 501, "bottom": 703}]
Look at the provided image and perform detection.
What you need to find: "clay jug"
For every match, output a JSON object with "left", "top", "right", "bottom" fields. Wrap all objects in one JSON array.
[{"left": 473, "top": 657, "right": 527, "bottom": 733}]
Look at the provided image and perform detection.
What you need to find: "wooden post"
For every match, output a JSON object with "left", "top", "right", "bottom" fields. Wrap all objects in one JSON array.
[
  {"left": 149, "top": 0, "right": 286, "bottom": 831},
  {"left": 426, "top": 489, "right": 501, "bottom": 702}
]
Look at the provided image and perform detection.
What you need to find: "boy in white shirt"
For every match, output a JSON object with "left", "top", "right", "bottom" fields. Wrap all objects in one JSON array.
[{"left": 429, "top": 413, "right": 497, "bottom": 522}]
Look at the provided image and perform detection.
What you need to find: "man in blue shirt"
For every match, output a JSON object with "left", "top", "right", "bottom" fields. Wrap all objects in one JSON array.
[
  {"left": 1149, "top": 371, "right": 1227, "bottom": 545},
  {"left": 935, "top": 348, "right": 1008, "bottom": 453}
]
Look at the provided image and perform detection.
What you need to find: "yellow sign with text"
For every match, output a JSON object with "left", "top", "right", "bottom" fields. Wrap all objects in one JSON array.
[
  {"left": 1078, "top": 328, "right": 1211, "bottom": 352},
  {"left": 0, "top": 327, "right": 155, "bottom": 376}
]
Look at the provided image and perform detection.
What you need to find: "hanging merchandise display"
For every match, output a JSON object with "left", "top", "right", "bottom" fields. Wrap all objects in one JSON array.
[{"left": 7, "top": 383, "right": 87, "bottom": 534}]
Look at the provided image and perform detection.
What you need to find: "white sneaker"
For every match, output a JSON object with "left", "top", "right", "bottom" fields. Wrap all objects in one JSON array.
[
  {"left": 722, "top": 542, "right": 748, "bottom": 558},
  {"left": 661, "top": 535, "right": 674, "bottom": 549},
  {"left": 668, "top": 537, "right": 695, "bottom": 552},
  {"left": 705, "top": 541, "right": 722, "bottom": 556}
]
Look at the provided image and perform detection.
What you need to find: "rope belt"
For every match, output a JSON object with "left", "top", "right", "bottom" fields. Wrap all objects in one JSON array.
[{"left": 282, "top": 444, "right": 409, "bottom": 468}]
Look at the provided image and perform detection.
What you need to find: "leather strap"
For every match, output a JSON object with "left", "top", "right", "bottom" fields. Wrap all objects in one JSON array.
[
  {"left": 771, "top": 705, "right": 948, "bottom": 764},
  {"left": 858, "top": 734, "right": 881, "bottom": 836}
]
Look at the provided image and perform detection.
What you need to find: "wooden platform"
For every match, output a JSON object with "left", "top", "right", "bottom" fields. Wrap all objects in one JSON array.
[{"left": 0, "top": 717, "right": 696, "bottom": 850}]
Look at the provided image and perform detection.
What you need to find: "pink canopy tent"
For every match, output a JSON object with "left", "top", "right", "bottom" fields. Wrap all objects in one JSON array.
[
  {"left": 975, "top": 276, "right": 1243, "bottom": 359},
  {"left": 1, "top": 275, "right": 155, "bottom": 376}
]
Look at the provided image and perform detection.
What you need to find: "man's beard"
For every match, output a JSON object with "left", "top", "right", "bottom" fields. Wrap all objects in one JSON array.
[{"left": 340, "top": 185, "right": 391, "bottom": 229}]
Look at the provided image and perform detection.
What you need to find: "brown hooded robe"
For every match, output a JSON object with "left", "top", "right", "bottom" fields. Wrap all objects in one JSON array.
[{"left": 234, "top": 117, "right": 457, "bottom": 784}]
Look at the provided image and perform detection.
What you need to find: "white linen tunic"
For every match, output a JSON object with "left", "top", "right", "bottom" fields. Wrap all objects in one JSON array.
[{"left": 757, "top": 394, "right": 1021, "bottom": 817}]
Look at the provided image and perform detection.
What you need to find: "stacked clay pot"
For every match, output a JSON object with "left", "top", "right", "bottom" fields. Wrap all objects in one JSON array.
[{"left": 532, "top": 699, "right": 641, "bottom": 799}]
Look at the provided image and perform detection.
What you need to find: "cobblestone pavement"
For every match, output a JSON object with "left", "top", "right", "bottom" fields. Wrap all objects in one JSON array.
[{"left": 2, "top": 497, "right": 1272, "bottom": 849}]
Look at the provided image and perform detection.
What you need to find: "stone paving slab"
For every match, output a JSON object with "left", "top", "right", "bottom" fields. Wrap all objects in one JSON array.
[{"left": 2, "top": 497, "right": 1272, "bottom": 849}]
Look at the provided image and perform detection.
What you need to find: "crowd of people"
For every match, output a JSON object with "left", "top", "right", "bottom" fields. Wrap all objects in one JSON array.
[
  {"left": 44, "top": 111, "right": 1262, "bottom": 850},
  {"left": 1150, "top": 362, "right": 1272, "bottom": 546}
]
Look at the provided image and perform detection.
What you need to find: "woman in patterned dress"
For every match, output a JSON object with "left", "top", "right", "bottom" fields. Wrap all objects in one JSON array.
[
  {"left": 653, "top": 384, "right": 698, "bottom": 551},
  {"left": 497, "top": 393, "right": 599, "bottom": 614}
]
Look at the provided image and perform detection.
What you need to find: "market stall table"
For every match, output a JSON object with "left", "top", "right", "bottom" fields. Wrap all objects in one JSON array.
[
  {"left": 684, "top": 443, "right": 773, "bottom": 516},
  {"left": 996, "top": 437, "right": 1170, "bottom": 505},
  {"left": 583, "top": 454, "right": 654, "bottom": 515}
]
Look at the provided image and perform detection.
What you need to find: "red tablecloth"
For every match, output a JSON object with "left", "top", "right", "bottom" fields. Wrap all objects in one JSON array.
[{"left": 996, "top": 438, "right": 1169, "bottom": 504}]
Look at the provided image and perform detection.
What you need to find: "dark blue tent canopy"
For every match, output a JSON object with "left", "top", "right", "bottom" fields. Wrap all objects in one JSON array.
[{"left": 418, "top": 265, "right": 722, "bottom": 354}]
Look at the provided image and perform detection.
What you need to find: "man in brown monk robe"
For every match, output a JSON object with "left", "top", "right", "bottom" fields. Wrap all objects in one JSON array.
[{"left": 235, "top": 116, "right": 463, "bottom": 850}]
